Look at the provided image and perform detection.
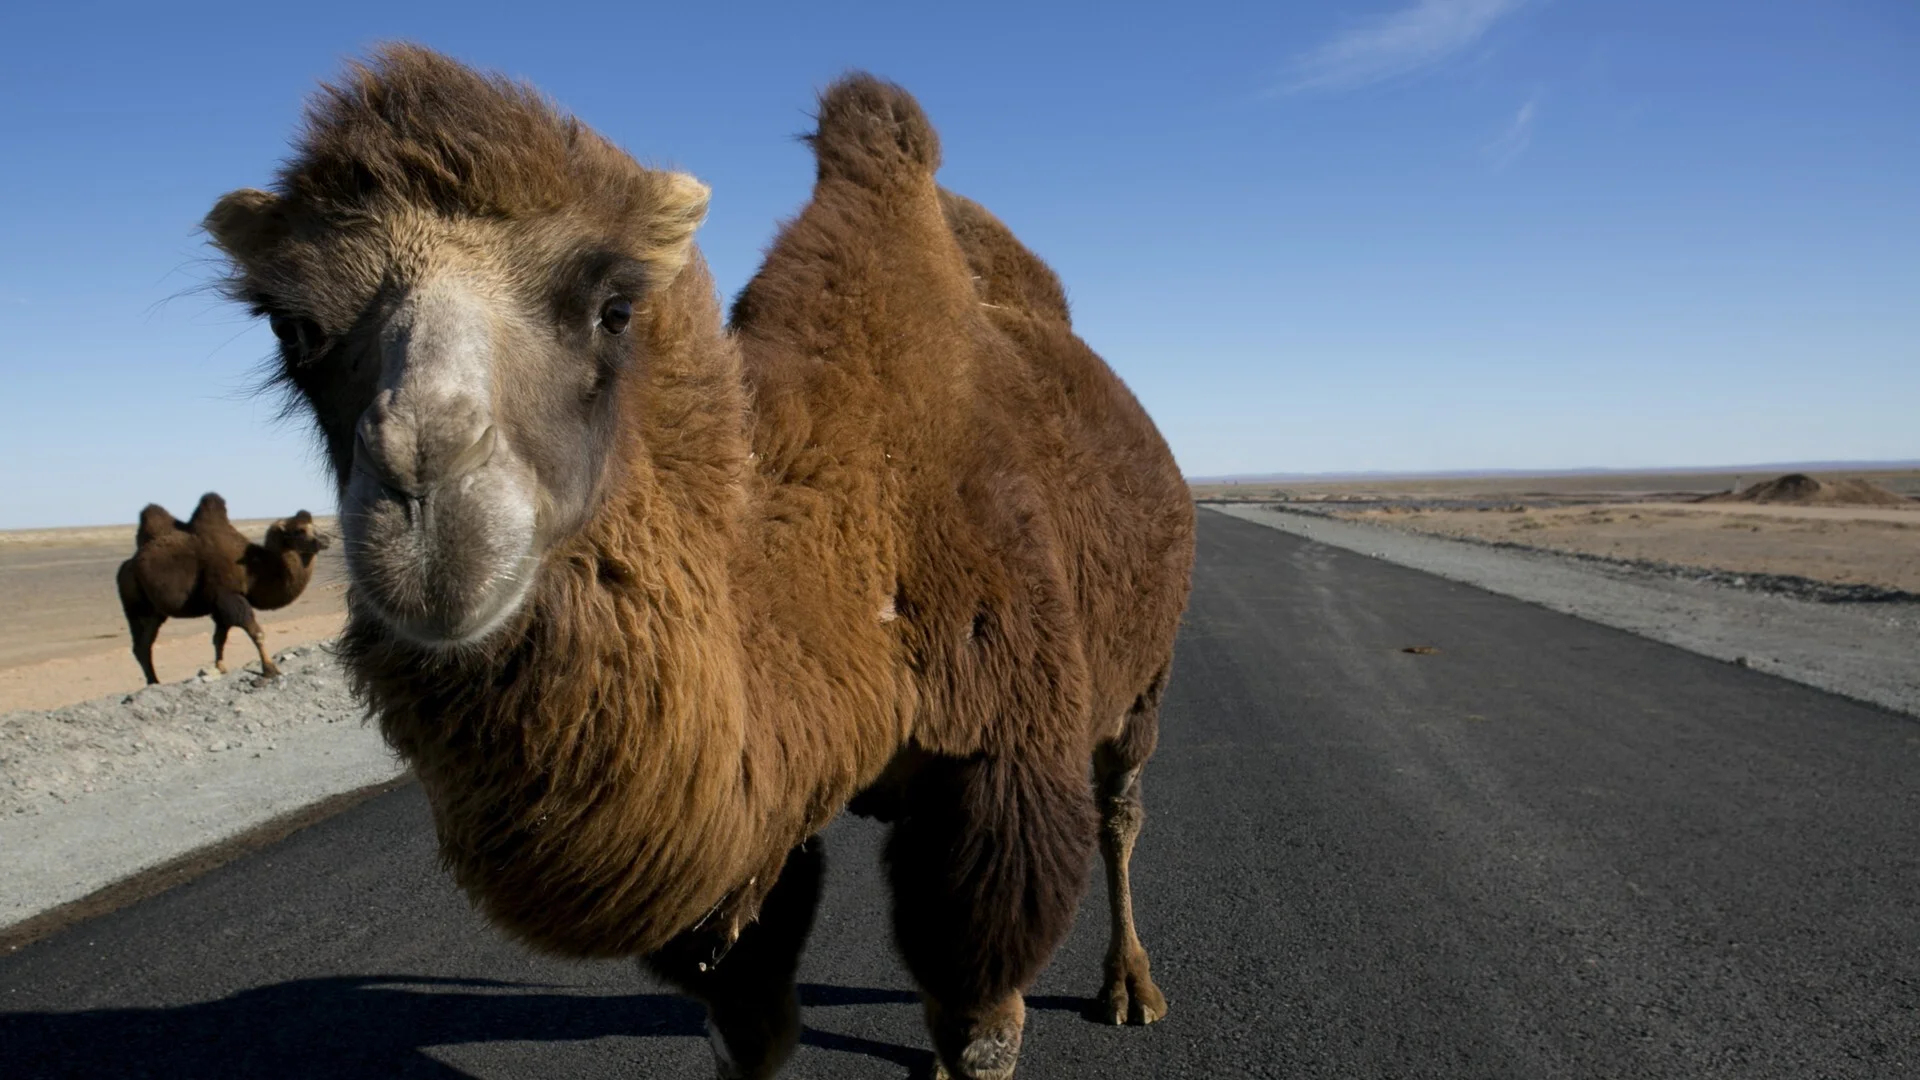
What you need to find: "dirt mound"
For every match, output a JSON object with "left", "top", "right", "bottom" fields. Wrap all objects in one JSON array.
[{"left": 1699, "top": 473, "right": 1913, "bottom": 507}]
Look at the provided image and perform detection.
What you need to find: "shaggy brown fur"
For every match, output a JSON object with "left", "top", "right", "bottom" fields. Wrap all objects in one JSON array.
[
  {"left": 205, "top": 46, "right": 1192, "bottom": 1079},
  {"left": 115, "top": 494, "right": 330, "bottom": 684}
]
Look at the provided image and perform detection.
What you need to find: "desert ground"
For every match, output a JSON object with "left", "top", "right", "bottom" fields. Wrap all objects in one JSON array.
[
  {"left": 0, "top": 519, "right": 347, "bottom": 713},
  {"left": 1193, "top": 468, "right": 1920, "bottom": 598}
]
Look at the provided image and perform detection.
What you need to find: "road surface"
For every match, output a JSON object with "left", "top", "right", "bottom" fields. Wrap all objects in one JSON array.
[{"left": 3, "top": 510, "right": 1915, "bottom": 1078}]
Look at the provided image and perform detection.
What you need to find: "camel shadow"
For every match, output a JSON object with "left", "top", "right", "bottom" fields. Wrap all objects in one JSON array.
[{"left": 0, "top": 975, "right": 1094, "bottom": 1078}]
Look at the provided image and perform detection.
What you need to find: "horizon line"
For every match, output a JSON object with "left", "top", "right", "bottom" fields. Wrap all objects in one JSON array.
[{"left": 1186, "top": 458, "right": 1920, "bottom": 484}]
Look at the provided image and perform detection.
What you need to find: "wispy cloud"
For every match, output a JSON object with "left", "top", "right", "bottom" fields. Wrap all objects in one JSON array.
[
  {"left": 1484, "top": 97, "right": 1539, "bottom": 171},
  {"left": 1282, "top": 0, "right": 1531, "bottom": 94}
]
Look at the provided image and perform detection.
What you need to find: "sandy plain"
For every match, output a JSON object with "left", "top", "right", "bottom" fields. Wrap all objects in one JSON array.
[{"left": 0, "top": 519, "right": 347, "bottom": 713}]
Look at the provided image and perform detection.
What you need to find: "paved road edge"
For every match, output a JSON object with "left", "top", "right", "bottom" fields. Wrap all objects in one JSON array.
[
  {"left": 1, "top": 774, "right": 412, "bottom": 954},
  {"left": 1205, "top": 503, "right": 1920, "bottom": 720}
]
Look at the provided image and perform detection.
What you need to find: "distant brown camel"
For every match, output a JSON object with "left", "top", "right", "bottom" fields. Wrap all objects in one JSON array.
[
  {"left": 205, "top": 47, "right": 1193, "bottom": 1079},
  {"left": 114, "top": 493, "right": 330, "bottom": 684}
]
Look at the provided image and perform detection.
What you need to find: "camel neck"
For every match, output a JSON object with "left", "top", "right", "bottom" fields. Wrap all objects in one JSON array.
[
  {"left": 244, "top": 542, "right": 315, "bottom": 611},
  {"left": 335, "top": 271, "right": 847, "bottom": 960}
]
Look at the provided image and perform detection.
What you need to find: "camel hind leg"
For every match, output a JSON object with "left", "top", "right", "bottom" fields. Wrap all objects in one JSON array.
[
  {"left": 1092, "top": 670, "right": 1170, "bottom": 1026},
  {"left": 126, "top": 612, "right": 164, "bottom": 686},
  {"left": 117, "top": 561, "right": 164, "bottom": 685},
  {"left": 211, "top": 621, "right": 233, "bottom": 674}
]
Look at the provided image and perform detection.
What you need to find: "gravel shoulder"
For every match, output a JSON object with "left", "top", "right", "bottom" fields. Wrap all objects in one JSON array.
[
  {"left": 0, "top": 646, "right": 402, "bottom": 930},
  {"left": 1207, "top": 503, "right": 1920, "bottom": 720}
]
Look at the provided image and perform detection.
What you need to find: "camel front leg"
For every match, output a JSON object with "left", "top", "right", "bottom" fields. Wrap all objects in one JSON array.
[
  {"left": 214, "top": 593, "right": 280, "bottom": 677},
  {"left": 887, "top": 752, "right": 1097, "bottom": 1080},
  {"left": 645, "top": 837, "right": 823, "bottom": 1080},
  {"left": 245, "top": 616, "right": 280, "bottom": 678}
]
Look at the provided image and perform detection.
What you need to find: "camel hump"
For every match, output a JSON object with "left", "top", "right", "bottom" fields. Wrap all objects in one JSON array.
[
  {"left": 809, "top": 73, "right": 941, "bottom": 185},
  {"left": 135, "top": 504, "right": 177, "bottom": 547},
  {"left": 189, "top": 492, "right": 230, "bottom": 532},
  {"left": 940, "top": 190, "right": 1073, "bottom": 324}
]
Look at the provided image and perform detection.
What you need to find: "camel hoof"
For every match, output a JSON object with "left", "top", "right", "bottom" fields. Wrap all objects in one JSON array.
[
  {"left": 704, "top": 986, "right": 800, "bottom": 1080},
  {"left": 262, "top": 665, "right": 282, "bottom": 679},
  {"left": 1096, "top": 971, "right": 1168, "bottom": 1026},
  {"left": 931, "top": 1023, "right": 1020, "bottom": 1080},
  {"left": 926, "top": 994, "right": 1022, "bottom": 1080},
  {"left": 930, "top": 1050, "right": 1016, "bottom": 1080}
]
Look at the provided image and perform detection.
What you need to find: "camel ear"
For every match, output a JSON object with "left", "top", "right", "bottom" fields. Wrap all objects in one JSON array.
[
  {"left": 292, "top": 510, "right": 313, "bottom": 525},
  {"left": 638, "top": 171, "right": 710, "bottom": 290},
  {"left": 205, "top": 188, "right": 289, "bottom": 265}
]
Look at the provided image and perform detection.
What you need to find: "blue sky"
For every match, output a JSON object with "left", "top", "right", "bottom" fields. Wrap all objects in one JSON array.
[{"left": 1, "top": 1, "right": 1915, "bottom": 526}]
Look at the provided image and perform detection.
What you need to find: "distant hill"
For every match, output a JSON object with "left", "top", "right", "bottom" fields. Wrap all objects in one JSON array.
[{"left": 1697, "top": 474, "right": 1914, "bottom": 507}]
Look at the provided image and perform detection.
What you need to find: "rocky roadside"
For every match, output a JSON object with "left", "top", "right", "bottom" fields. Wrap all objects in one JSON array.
[{"left": 0, "top": 646, "right": 403, "bottom": 930}]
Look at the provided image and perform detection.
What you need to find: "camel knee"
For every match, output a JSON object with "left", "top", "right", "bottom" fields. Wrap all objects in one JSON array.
[
  {"left": 255, "top": 635, "right": 282, "bottom": 677},
  {"left": 1095, "top": 762, "right": 1146, "bottom": 842},
  {"left": 1101, "top": 788, "right": 1145, "bottom": 840}
]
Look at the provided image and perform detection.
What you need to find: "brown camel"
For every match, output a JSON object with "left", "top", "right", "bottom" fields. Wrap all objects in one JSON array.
[
  {"left": 114, "top": 493, "right": 331, "bottom": 684},
  {"left": 205, "top": 47, "right": 1194, "bottom": 1080}
]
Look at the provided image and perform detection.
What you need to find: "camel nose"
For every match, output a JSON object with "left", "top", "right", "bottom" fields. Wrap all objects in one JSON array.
[{"left": 355, "top": 391, "right": 498, "bottom": 497}]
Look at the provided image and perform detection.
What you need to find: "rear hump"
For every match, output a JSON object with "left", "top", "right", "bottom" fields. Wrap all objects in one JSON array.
[
  {"left": 940, "top": 190, "right": 1072, "bottom": 324},
  {"left": 135, "top": 504, "right": 177, "bottom": 548}
]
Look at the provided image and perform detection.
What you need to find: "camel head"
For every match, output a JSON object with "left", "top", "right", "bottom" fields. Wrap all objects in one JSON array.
[
  {"left": 203, "top": 46, "right": 710, "bottom": 648},
  {"left": 266, "top": 510, "right": 332, "bottom": 559}
]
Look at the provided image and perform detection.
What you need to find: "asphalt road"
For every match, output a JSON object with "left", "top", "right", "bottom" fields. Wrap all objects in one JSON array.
[{"left": 4, "top": 509, "right": 1916, "bottom": 1078}]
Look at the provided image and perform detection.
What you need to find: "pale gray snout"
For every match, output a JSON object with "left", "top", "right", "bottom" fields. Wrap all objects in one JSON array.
[
  {"left": 355, "top": 390, "right": 498, "bottom": 497},
  {"left": 339, "top": 276, "right": 538, "bottom": 647},
  {"left": 353, "top": 278, "right": 500, "bottom": 497}
]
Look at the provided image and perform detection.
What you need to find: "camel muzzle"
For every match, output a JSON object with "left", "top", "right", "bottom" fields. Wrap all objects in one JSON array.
[
  {"left": 354, "top": 398, "right": 499, "bottom": 500},
  {"left": 338, "top": 433, "right": 540, "bottom": 648}
]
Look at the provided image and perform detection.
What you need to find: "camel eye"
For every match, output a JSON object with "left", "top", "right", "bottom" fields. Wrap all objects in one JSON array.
[
  {"left": 599, "top": 297, "right": 632, "bottom": 335},
  {"left": 268, "top": 313, "right": 321, "bottom": 356}
]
